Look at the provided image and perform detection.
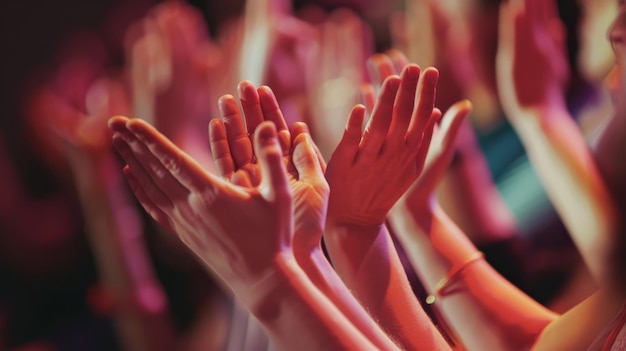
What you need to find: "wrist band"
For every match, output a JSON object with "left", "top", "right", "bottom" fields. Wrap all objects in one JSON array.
[{"left": 426, "top": 251, "right": 485, "bottom": 305}]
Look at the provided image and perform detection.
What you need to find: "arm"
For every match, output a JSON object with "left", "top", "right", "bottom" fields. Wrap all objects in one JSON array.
[
  {"left": 41, "top": 80, "right": 177, "bottom": 351},
  {"left": 210, "top": 81, "right": 399, "bottom": 349},
  {"left": 366, "top": 90, "right": 555, "bottom": 351},
  {"left": 109, "top": 115, "right": 377, "bottom": 350},
  {"left": 388, "top": 97, "right": 558, "bottom": 351},
  {"left": 305, "top": 9, "right": 372, "bottom": 160},
  {"left": 367, "top": 50, "right": 518, "bottom": 247},
  {"left": 127, "top": 2, "right": 217, "bottom": 170},
  {"left": 325, "top": 65, "right": 451, "bottom": 350},
  {"left": 496, "top": 0, "right": 619, "bottom": 289}
]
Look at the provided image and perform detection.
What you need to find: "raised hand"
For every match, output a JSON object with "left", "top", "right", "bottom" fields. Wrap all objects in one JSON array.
[
  {"left": 126, "top": 1, "right": 219, "bottom": 171},
  {"left": 497, "top": 0, "right": 568, "bottom": 118},
  {"left": 109, "top": 115, "right": 382, "bottom": 351},
  {"left": 109, "top": 116, "right": 293, "bottom": 304},
  {"left": 326, "top": 63, "right": 440, "bottom": 226},
  {"left": 305, "top": 8, "right": 373, "bottom": 160},
  {"left": 209, "top": 81, "right": 328, "bottom": 257},
  {"left": 323, "top": 62, "right": 452, "bottom": 350},
  {"left": 363, "top": 51, "right": 472, "bottom": 208}
]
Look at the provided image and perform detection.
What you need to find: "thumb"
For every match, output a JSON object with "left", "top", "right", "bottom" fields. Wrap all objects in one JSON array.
[
  {"left": 292, "top": 130, "right": 325, "bottom": 184},
  {"left": 254, "top": 121, "right": 290, "bottom": 201},
  {"left": 421, "top": 100, "right": 472, "bottom": 189}
]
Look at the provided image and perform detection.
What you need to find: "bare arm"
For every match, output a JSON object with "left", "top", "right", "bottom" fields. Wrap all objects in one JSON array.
[
  {"left": 496, "top": 0, "right": 619, "bottom": 289},
  {"left": 109, "top": 115, "right": 378, "bottom": 350},
  {"left": 210, "top": 82, "right": 399, "bottom": 349},
  {"left": 325, "top": 65, "right": 451, "bottom": 350}
]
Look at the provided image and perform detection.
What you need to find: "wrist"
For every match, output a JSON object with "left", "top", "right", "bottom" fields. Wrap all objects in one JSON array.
[
  {"left": 240, "top": 253, "right": 299, "bottom": 322},
  {"left": 325, "top": 216, "right": 384, "bottom": 234},
  {"left": 392, "top": 192, "right": 436, "bottom": 224},
  {"left": 510, "top": 98, "right": 569, "bottom": 128}
]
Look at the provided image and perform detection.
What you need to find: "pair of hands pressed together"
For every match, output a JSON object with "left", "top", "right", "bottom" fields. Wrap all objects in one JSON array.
[{"left": 109, "top": 51, "right": 455, "bottom": 349}]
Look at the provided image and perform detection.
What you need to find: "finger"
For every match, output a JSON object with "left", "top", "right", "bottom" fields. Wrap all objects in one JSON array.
[
  {"left": 123, "top": 165, "right": 175, "bottom": 233},
  {"left": 385, "top": 48, "right": 410, "bottom": 73},
  {"left": 359, "top": 83, "right": 376, "bottom": 116},
  {"left": 238, "top": 80, "right": 265, "bottom": 136},
  {"left": 420, "top": 101, "right": 472, "bottom": 191},
  {"left": 254, "top": 122, "right": 291, "bottom": 201},
  {"left": 111, "top": 126, "right": 186, "bottom": 203},
  {"left": 291, "top": 121, "right": 327, "bottom": 171},
  {"left": 367, "top": 53, "right": 396, "bottom": 89},
  {"left": 360, "top": 76, "right": 401, "bottom": 155},
  {"left": 413, "top": 108, "right": 441, "bottom": 172},
  {"left": 209, "top": 118, "right": 236, "bottom": 178},
  {"left": 292, "top": 131, "right": 325, "bottom": 184},
  {"left": 219, "top": 94, "right": 254, "bottom": 168},
  {"left": 112, "top": 133, "right": 173, "bottom": 209},
  {"left": 440, "top": 101, "right": 472, "bottom": 150},
  {"left": 258, "top": 86, "right": 291, "bottom": 153},
  {"left": 330, "top": 104, "right": 365, "bottom": 166},
  {"left": 389, "top": 64, "right": 421, "bottom": 140},
  {"left": 292, "top": 122, "right": 328, "bottom": 172},
  {"left": 109, "top": 115, "right": 131, "bottom": 131},
  {"left": 406, "top": 67, "right": 438, "bottom": 146},
  {"left": 231, "top": 169, "right": 253, "bottom": 188},
  {"left": 125, "top": 118, "right": 218, "bottom": 194}
]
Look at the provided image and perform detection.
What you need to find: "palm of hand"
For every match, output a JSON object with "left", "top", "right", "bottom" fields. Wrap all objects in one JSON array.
[
  {"left": 327, "top": 147, "right": 425, "bottom": 226},
  {"left": 110, "top": 116, "right": 292, "bottom": 291},
  {"left": 327, "top": 65, "right": 440, "bottom": 227},
  {"left": 288, "top": 169, "right": 328, "bottom": 253},
  {"left": 211, "top": 84, "right": 328, "bottom": 255},
  {"left": 498, "top": 0, "right": 568, "bottom": 114},
  {"left": 225, "top": 148, "right": 328, "bottom": 254},
  {"left": 174, "top": 184, "right": 289, "bottom": 284},
  {"left": 129, "top": 3, "right": 215, "bottom": 139}
]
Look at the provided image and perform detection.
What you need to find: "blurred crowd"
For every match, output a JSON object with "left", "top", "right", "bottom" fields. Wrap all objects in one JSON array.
[{"left": 0, "top": 0, "right": 624, "bottom": 350}]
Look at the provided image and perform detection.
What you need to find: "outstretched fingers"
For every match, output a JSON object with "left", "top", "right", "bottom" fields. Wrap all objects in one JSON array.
[
  {"left": 238, "top": 80, "right": 265, "bottom": 138},
  {"left": 258, "top": 85, "right": 291, "bottom": 153},
  {"left": 109, "top": 116, "right": 187, "bottom": 204},
  {"left": 389, "top": 64, "right": 421, "bottom": 141},
  {"left": 385, "top": 49, "right": 409, "bottom": 74},
  {"left": 420, "top": 101, "right": 472, "bottom": 191},
  {"left": 254, "top": 122, "right": 291, "bottom": 202},
  {"left": 359, "top": 76, "right": 401, "bottom": 155},
  {"left": 413, "top": 108, "right": 441, "bottom": 172},
  {"left": 219, "top": 94, "right": 254, "bottom": 168},
  {"left": 125, "top": 118, "right": 218, "bottom": 194},
  {"left": 330, "top": 104, "right": 366, "bottom": 166},
  {"left": 122, "top": 165, "right": 174, "bottom": 232},
  {"left": 291, "top": 122, "right": 327, "bottom": 173},
  {"left": 291, "top": 122, "right": 326, "bottom": 183},
  {"left": 367, "top": 53, "right": 396, "bottom": 89},
  {"left": 406, "top": 67, "right": 438, "bottom": 147},
  {"left": 209, "top": 118, "right": 236, "bottom": 178}
]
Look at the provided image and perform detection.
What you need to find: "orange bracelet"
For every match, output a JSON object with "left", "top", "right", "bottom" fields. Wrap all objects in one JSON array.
[{"left": 426, "top": 251, "right": 485, "bottom": 305}]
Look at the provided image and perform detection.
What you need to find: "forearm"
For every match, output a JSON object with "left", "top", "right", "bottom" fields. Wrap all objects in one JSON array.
[
  {"left": 245, "top": 254, "right": 377, "bottom": 351},
  {"left": 69, "top": 154, "right": 176, "bottom": 351},
  {"left": 531, "top": 289, "right": 624, "bottom": 351},
  {"left": 388, "top": 202, "right": 556, "bottom": 351},
  {"left": 438, "top": 147, "right": 518, "bottom": 244},
  {"left": 510, "top": 104, "right": 618, "bottom": 287},
  {"left": 296, "top": 246, "right": 400, "bottom": 349},
  {"left": 324, "top": 221, "right": 451, "bottom": 350}
]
